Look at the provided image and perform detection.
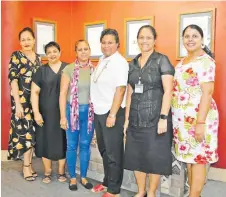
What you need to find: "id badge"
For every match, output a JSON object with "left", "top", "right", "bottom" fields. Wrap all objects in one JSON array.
[{"left": 135, "top": 83, "right": 144, "bottom": 93}]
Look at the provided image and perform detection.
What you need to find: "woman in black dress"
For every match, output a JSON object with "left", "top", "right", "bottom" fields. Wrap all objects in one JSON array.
[
  {"left": 124, "top": 25, "right": 175, "bottom": 197},
  {"left": 8, "top": 27, "right": 41, "bottom": 181},
  {"left": 31, "top": 42, "right": 67, "bottom": 183}
]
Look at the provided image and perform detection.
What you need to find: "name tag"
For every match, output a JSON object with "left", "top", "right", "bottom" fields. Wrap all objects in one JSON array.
[{"left": 135, "top": 83, "right": 143, "bottom": 93}]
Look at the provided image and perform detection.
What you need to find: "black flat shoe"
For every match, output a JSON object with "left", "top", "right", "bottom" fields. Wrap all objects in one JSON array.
[
  {"left": 80, "top": 179, "right": 93, "bottom": 189},
  {"left": 69, "top": 180, "right": 77, "bottom": 191}
]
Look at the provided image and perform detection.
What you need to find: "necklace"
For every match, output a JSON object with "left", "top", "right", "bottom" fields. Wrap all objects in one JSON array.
[{"left": 93, "top": 60, "right": 110, "bottom": 83}]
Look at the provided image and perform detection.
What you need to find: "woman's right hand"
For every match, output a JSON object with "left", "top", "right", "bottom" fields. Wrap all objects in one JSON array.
[
  {"left": 15, "top": 103, "right": 24, "bottom": 119},
  {"left": 34, "top": 112, "right": 44, "bottom": 127},
  {"left": 60, "top": 117, "right": 68, "bottom": 130},
  {"left": 123, "top": 119, "right": 129, "bottom": 137}
]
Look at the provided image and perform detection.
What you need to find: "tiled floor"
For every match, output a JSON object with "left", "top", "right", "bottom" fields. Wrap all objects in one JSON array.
[{"left": 1, "top": 158, "right": 226, "bottom": 197}]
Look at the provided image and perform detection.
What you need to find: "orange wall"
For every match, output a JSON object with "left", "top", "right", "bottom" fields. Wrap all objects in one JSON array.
[{"left": 1, "top": 1, "right": 226, "bottom": 169}]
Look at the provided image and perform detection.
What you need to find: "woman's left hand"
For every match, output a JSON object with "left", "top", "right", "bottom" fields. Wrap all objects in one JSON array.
[
  {"left": 157, "top": 119, "right": 167, "bottom": 134},
  {"left": 195, "top": 124, "right": 205, "bottom": 142},
  {"left": 106, "top": 116, "right": 116, "bottom": 128}
]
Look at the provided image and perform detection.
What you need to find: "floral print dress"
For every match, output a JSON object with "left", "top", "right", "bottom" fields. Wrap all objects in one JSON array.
[
  {"left": 172, "top": 54, "right": 219, "bottom": 164},
  {"left": 8, "top": 51, "right": 41, "bottom": 160}
]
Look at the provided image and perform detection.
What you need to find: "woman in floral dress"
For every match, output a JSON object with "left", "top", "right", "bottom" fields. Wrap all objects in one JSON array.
[
  {"left": 8, "top": 27, "right": 41, "bottom": 181},
  {"left": 172, "top": 24, "right": 219, "bottom": 197}
]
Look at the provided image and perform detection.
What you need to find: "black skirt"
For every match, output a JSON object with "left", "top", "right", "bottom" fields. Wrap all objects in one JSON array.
[{"left": 124, "top": 123, "right": 173, "bottom": 175}]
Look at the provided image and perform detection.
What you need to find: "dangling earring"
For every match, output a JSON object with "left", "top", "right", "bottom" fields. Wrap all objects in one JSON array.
[{"left": 201, "top": 43, "right": 205, "bottom": 49}]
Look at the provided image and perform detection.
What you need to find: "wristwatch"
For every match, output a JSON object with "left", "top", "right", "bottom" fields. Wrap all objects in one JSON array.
[{"left": 160, "top": 114, "right": 168, "bottom": 120}]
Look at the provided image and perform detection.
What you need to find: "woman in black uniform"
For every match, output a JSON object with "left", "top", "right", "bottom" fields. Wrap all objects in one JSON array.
[
  {"left": 124, "top": 25, "right": 175, "bottom": 197},
  {"left": 31, "top": 42, "right": 67, "bottom": 183}
]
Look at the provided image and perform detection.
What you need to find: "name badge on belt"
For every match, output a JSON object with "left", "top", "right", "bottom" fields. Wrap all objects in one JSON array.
[{"left": 135, "top": 77, "right": 143, "bottom": 94}]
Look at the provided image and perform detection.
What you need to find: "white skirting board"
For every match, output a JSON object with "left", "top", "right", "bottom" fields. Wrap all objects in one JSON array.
[
  {"left": 1, "top": 150, "right": 9, "bottom": 162},
  {"left": 1, "top": 150, "right": 226, "bottom": 182}
]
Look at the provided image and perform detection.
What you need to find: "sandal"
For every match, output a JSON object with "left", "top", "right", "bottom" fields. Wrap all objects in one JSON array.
[
  {"left": 23, "top": 165, "right": 35, "bottom": 181},
  {"left": 80, "top": 178, "right": 93, "bottom": 189},
  {"left": 57, "top": 173, "right": 67, "bottom": 182},
  {"left": 42, "top": 174, "right": 51, "bottom": 184},
  {"left": 30, "top": 163, "right": 38, "bottom": 177}
]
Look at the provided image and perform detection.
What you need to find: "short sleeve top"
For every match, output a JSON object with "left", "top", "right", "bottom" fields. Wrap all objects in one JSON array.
[{"left": 128, "top": 51, "right": 175, "bottom": 128}]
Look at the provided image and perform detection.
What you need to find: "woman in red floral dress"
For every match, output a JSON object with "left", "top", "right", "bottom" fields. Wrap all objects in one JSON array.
[{"left": 172, "top": 25, "right": 219, "bottom": 197}]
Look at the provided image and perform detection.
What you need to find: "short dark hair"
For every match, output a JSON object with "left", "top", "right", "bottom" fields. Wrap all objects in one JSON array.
[
  {"left": 44, "top": 41, "right": 61, "bottom": 54},
  {"left": 100, "top": 28, "right": 120, "bottom": 48},
  {"left": 182, "top": 24, "right": 214, "bottom": 59},
  {"left": 137, "top": 25, "right": 157, "bottom": 40},
  {"left": 19, "top": 27, "right": 35, "bottom": 40}
]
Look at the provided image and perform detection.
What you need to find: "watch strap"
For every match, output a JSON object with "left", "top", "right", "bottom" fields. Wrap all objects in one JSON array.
[{"left": 160, "top": 114, "right": 168, "bottom": 120}]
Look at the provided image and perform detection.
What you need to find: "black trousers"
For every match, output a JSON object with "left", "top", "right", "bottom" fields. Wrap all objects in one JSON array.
[{"left": 94, "top": 107, "right": 125, "bottom": 194}]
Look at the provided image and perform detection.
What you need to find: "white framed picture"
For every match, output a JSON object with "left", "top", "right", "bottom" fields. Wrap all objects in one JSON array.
[
  {"left": 177, "top": 9, "right": 216, "bottom": 59},
  {"left": 85, "top": 21, "right": 106, "bottom": 61},
  {"left": 33, "top": 18, "right": 57, "bottom": 58},
  {"left": 124, "top": 17, "right": 154, "bottom": 60}
]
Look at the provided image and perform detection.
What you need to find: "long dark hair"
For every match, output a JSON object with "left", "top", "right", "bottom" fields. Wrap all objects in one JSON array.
[{"left": 182, "top": 24, "right": 214, "bottom": 59}]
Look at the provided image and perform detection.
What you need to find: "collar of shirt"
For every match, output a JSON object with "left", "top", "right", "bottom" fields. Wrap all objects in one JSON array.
[
  {"left": 100, "top": 51, "right": 119, "bottom": 62},
  {"left": 133, "top": 50, "right": 158, "bottom": 68}
]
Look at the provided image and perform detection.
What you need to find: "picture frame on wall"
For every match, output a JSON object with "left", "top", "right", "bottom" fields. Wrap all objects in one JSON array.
[
  {"left": 177, "top": 8, "right": 216, "bottom": 59},
  {"left": 124, "top": 17, "right": 154, "bottom": 60},
  {"left": 33, "top": 18, "right": 57, "bottom": 58},
  {"left": 85, "top": 21, "right": 106, "bottom": 61}
]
